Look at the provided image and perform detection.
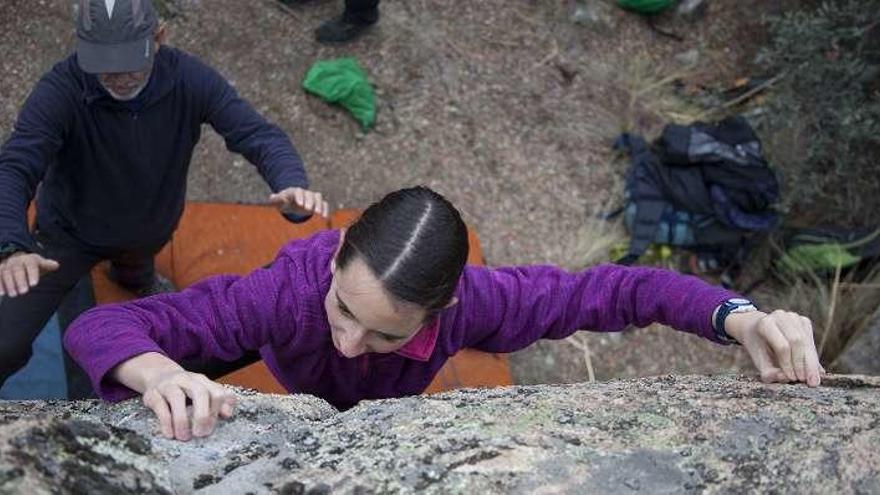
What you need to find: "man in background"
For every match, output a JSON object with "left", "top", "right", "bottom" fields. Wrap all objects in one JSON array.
[{"left": 0, "top": 0, "right": 328, "bottom": 389}]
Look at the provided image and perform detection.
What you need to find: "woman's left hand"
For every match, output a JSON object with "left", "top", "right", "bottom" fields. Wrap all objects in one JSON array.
[{"left": 725, "top": 310, "right": 824, "bottom": 387}]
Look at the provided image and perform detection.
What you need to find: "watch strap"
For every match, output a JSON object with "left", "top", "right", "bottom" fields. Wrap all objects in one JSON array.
[{"left": 712, "top": 298, "right": 756, "bottom": 345}]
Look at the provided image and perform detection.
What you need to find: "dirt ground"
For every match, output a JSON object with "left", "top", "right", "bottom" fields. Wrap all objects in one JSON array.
[{"left": 0, "top": 0, "right": 800, "bottom": 385}]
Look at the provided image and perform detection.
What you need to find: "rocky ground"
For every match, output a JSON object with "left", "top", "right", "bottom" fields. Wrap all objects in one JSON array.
[
  {"left": 1, "top": 374, "right": 879, "bottom": 494},
  {"left": 0, "top": 0, "right": 806, "bottom": 383}
]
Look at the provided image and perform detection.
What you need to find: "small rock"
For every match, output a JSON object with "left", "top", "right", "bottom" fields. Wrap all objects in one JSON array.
[
  {"left": 571, "top": 0, "right": 618, "bottom": 30},
  {"left": 674, "top": 49, "right": 700, "bottom": 67},
  {"left": 677, "top": 0, "right": 708, "bottom": 20},
  {"left": 623, "top": 477, "right": 641, "bottom": 490}
]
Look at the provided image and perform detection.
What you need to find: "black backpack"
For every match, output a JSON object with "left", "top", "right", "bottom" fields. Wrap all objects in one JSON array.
[{"left": 612, "top": 116, "right": 780, "bottom": 272}]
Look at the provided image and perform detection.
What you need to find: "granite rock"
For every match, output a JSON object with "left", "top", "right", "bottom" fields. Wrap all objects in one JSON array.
[{"left": 1, "top": 375, "right": 878, "bottom": 494}]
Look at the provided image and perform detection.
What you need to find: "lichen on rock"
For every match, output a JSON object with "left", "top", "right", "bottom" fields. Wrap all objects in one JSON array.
[{"left": 1, "top": 375, "right": 878, "bottom": 494}]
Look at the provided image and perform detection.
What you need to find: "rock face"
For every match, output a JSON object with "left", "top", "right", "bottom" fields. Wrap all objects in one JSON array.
[
  {"left": 1, "top": 375, "right": 879, "bottom": 494},
  {"left": 835, "top": 311, "right": 880, "bottom": 376}
]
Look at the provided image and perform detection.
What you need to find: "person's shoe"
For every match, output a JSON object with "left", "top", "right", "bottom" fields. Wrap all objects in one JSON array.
[{"left": 315, "top": 15, "right": 373, "bottom": 44}]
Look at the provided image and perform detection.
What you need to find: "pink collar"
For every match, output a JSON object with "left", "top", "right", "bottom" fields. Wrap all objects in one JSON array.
[{"left": 393, "top": 317, "right": 440, "bottom": 362}]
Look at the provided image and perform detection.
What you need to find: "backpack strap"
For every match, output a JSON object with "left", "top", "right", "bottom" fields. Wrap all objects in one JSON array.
[
  {"left": 613, "top": 133, "right": 669, "bottom": 264},
  {"left": 620, "top": 197, "right": 667, "bottom": 264}
]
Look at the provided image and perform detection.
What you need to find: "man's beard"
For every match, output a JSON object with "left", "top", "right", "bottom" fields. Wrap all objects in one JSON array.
[{"left": 101, "top": 79, "right": 148, "bottom": 101}]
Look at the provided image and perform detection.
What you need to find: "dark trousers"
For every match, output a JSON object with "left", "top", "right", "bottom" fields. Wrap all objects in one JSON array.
[
  {"left": 344, "top": 0, "right": 379, "bottom": 24},
  {"left": 0, "top": 225, "right": 164, "bottom": 391}
]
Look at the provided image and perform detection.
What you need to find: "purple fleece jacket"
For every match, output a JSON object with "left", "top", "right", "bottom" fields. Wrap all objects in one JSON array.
[{"left": 64, "top": 230, "right": 737, "bottom": 410}]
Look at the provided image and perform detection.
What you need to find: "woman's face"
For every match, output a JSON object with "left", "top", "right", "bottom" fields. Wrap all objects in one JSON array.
[{"left": 324, "top": 255, "right": 427, "bottom": 358}]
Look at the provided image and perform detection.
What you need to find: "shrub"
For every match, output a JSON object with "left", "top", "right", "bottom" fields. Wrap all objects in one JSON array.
[{"left": 757, "top": 0, "right": 880, "bottom": 226}]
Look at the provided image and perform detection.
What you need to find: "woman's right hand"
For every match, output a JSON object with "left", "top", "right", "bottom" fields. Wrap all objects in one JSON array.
[{"left": 141, "top": 369, "right": 237, "bottom": 441}]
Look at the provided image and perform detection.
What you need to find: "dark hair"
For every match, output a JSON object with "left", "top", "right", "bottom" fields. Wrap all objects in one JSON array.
[{"left": 337, "top": 186, "right": 469, "bottom": 316}]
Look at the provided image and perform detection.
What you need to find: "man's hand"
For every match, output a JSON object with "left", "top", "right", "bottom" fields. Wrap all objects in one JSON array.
[
  {"left": 0, "top": 252, "right": 60, "bottom": 298},
  {"left": 141, "top": 369, "right": 237, "bottom": 441},
  {"left": 725, "top": 310, "right": 824, "bottom": 387},
  {"left": 268, "top": 187, "right": 329, "bottom": 219}
]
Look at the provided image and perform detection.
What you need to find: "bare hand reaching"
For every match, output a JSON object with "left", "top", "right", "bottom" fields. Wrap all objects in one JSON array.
[
  {"left": 0, "top": 252, "right": 60, "bottom": 297},
  {"left": 268, "top": 187, "right": 330, "bottom": 219},
  {"left": 141, "top": 369, "right": 237, "bottom": 441},
  {"left": 725, "top": 310, "right": 824, "bottom": 387}
]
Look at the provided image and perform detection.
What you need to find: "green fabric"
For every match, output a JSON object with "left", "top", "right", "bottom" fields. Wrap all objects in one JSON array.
[
  {"left": 778, "top": 244, "right": 861, "bottom": 274},
  {"left": 779, "top": 228, "right": 880, "bottom": 274},
  {"left": 617, "top": 0, "right": 675, "bottom": 14},
  {"left": 302, "top": 57, "right": 376, "bottom": 130}
]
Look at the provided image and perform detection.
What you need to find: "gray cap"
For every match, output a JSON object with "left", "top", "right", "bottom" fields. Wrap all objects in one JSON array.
[{"left": 76, "top": 0, "right": 159, "bottom": 74}]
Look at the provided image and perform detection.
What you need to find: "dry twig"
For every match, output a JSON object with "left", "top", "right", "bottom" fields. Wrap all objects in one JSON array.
[
  {"left": 266, "top": 0, "right": 301, "bottom": 21},
  {"left": 695, "top": 72, "right": 786, "bottom": 120},
  {"left": 820, "top": 261, "right": 843, "bottom": 355},
  {"left": 565, "top": 334, "right": 596, "bottom": 383},
  {"left": 531, "top": 39, "right": 560, "bottom": 72}
]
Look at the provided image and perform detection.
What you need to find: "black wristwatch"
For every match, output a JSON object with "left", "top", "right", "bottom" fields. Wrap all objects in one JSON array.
[
  {"left": 712, "top": 298, "right": 757, "bottom": 345},
  {"left": 0, "top": 243, "right": 23, "bottom": 263}
]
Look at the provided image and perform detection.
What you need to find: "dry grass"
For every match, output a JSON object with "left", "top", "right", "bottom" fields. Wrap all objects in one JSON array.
[
  {"left": 619, "top": 53, "right": 707, "bottom": 131},
  {"left": 554, "top": 144, "right": 630, "bottom": 271},
  {"left": 562, "top": 215, "right": 628, "bottom": 271}
]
